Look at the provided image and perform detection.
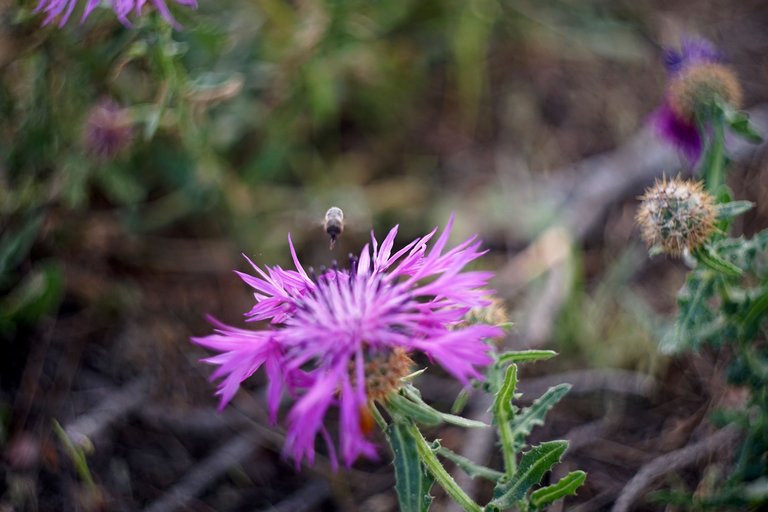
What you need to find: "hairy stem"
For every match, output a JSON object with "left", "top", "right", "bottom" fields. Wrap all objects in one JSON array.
[{"left": 406, "top": 423, "right": 483, "bottom": 512}]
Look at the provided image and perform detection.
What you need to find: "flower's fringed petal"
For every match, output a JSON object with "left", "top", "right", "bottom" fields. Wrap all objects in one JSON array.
[
  {"left": 288, "top": 233, "right": 310, "bottom": 281},
  {"left": 192, "top": 318, "right": 284, "bottom": 411},
  {"left": 651, "top": 102, "right": 703, "bottom": 164},
  {"left": 37, "top": 0, "right": 195, "bottom": 26},
  {"left": 264, "top": 356, "right": 285, "bottom": 424},
  {"left": 285, "top": 367, "right": 340, "bottom": 466},
  {"left": 411, "top": 325, "right": 502, "bottom": 383},
  {"left": 320, "top": 427, "right": 339, "bottom": 471},
  {"left": 339, "top": 352, "right": 378, "bottom": 466}
]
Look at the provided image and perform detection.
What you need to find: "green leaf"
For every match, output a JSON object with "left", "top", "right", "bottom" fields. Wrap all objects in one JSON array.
[
  {"left": 725, "top": 109, "right": 764, "bottom": 143},
  {"left": 695, "top": 246, "right": 743, "bottom": 278},
  {"left": 387, "top": 421, "right": 435, "bottom": 512},
  {"left": 493, "top": 364, "right": 518, "bottom": 418},
  {"left": 742, "top": 287, "right": 768, "bottom": 340},
  {"left": 496, "top": 350, "right": 557, "bottom": 365},
  {"left": 509, "top": 384, "right": 571, "bottom": 450},
  {"left": 0, "top": 214, "right": 44, "bottom": 276},
  {"left": 716, "top": 201, "right": 755, "bottom": 220},
  {"left": 450, "top": 387, "right": 470, "bottom": 415},
  {"left": 387, "top": 393, "right": 443, "bottom": 427},
  {"left": 0, "top": 262, "right": 64, "bottom": 326},
  {"left": 437, "top": 447, "right": 504, "bottom": 482},
  {"left": 530, "top": 470, "right": 587, "bottom": 509},
  {"left": 400, "top": 386, "right": 488, "bottom": 429},
  {"left": 490, "top": 441, "right": 569, "bottom": 508}
]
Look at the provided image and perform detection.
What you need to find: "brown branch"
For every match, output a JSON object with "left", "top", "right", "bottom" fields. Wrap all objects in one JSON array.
[
  {"left": 63, "top": 377, "right": 149, "bottom": 449},
  {"left": 610, "top": 425, "right": 741, "bottom": 512},
  {"left": 142, "top": 431, "right": 262, "bottom": 512}
]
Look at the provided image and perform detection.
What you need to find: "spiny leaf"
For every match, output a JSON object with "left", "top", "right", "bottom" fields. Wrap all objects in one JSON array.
[
  {"left": 716, "top": 201, "right": 755, "bottom": 220},
  {"left": 400, "top": 386, "right": 487, "bottom": 428},
  {"left": 509, "top": 384, "right": 571, "bottom": 450},
  {"left": 388, "top": 393, "right": 443, "bottom": 426},
  {"left": 493, "top": 364, "right": 518, "bottom": 417},
  {"left": 496, "top": 350, "right": 557, "bottom": 365},
  {"left": 490, "top": 441, "right": 568, "bottom": 508},
  {"left": 530, "top": 470, "right": 586, "bottom": 510},
  {"left": 387, "top": 421, "right": 435, "bottom": 512},
  {"left": 437, "top": 447, "right": 504, "bottom": 482},
  {"left": 695, "top": 246, "right": 743, "bottom": 278},
  {"left": 725, "top": 108, "right": 764, "bottom": 143}
]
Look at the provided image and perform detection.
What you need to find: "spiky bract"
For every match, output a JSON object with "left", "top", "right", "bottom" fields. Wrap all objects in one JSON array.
[{"left": 636, "top": 177, "right": 716, "bottom": 257}]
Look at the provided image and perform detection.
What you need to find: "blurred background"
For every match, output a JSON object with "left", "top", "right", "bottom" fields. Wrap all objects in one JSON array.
[{"left": 1, "top": 0, "right": 768, "bottom": 510}]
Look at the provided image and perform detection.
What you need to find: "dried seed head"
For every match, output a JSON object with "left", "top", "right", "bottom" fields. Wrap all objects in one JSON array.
[
  {"left": 636, "top": 177, "right": 716, "bottom": 257},
  {"left": 83, "top": 99, "right": 134, "bottom": 159},
  {"left": 668, "top": 63, "right": 742, "bottom": 121},
  {"left": 463, "top": 297, "right": 509, "bottom": 329},
  {"left": 363, "top": 348, "right": 414, "bottom": 403}
]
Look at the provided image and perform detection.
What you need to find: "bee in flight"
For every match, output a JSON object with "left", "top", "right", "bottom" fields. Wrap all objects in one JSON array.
[{"left": 324, "top": 206, "right": 344, "bottom": 250}]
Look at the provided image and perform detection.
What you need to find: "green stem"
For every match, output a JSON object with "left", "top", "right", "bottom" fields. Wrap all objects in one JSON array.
[
  {"left": 369, "top": 401, "right": 388, "bottom": 431},
  {"left": 406, "top": 423, "right": 483, "bottom": 512},
  {"left": 495, "top": 364, "right": 518, "bottom": 476},
  {"left": 701, "top": 112, "right": 727, "bottom": 196},
  {"left": 498, "top": 411, "right": 517, "bottom": 476}
]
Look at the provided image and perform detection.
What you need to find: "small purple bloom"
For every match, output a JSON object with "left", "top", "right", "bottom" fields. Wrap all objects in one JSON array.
[
  {"left": 651, "top": 101, "right": 702, "bottom": 163},
  {"left": 193, "top": 216, "right": 503, "bottom": 467},
  {"left": 35, "top": 0, "right": 197, "bottom": 28},
  {"left": 653, "top": 37, "right": 722, "bottom": 164},
  {"left": 663, "top": 38, "right": 721, "bottom": 75}
]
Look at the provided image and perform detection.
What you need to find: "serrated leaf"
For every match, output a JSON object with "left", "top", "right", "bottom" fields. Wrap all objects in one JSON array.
[
  {"left": 437, "top": 447, "right": 503, "bottom": 482},
  {"left": 400, "top": 387, "right": 488, "bottom": 428},
  {"left": 742, "top": 287, "right": 768, "bottom": 340},
  {"left": 388, "top": 393, "right": 443, "bottom": 426},
  {"left": 530, "top": 470, "right": 586, "bottom": 509},
  {"left": 490, "top": 441, "right": 569, "bottom": 508},
  {"left": 450, "top": 387, "right": 470, "bottom": 415},
  {"left": 726, "top": 109, "right": 764, "bottom": 143},
  {"left": 496, "top": 350, "right": 557, "bottom": 365},
  {"left": 716, "top": 201, "right": 755, "bottom": 220},
  {"left": 509, "top": 384, "right": 571, "bottom": 450},
  {"left": 493, "top": 364, "right": 518, "bottom": 417},
  {"left": 695, "top": 246, "right": 743, "bottom": 278},
  {"left": 387, "top": 421, "right": 435, "bottom": 512}
]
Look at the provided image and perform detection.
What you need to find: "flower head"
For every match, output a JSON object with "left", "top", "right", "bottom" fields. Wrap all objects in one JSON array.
[
  {"left": 652, "top": 37, "right": 742, "bottom": 164},
  {"left": 83, "top": 99, "right": 134, "bottom": 159},
  {"left": 35, "top": 0, "right": 197, "bottom": 28},
  {"left": 193, "top": 216, "right": 503, "bottom": 467},
  {"left": 636, "top": 177, "right": 716, "bottom": 257}
]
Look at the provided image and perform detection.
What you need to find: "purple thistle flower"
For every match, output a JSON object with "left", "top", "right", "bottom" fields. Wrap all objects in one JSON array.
[
  {"left": 653, "top": 37, "right": 723, "bottom": 164},
  {"left": 651, "top": 101, "right": 702, "bottom": 163},
  {"left": 193, "top": 216, "right": 503, "bottom": 468},
  {"left": 663, "top": 38, "right": 722, "bottom": 75},
  {"left": 35, "top": 0, "right": 197, "bottom": 28}
]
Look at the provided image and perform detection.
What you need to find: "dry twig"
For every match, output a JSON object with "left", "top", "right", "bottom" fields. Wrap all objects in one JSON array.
[{"left": 611, "top": 425, "right": 741, "bottom": 512}]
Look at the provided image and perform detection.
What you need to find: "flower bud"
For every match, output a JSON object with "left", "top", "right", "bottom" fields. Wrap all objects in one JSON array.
[
  {"left": 668, "top": 63, "right": 742, "bottom": 121},
  {"left": 636, "top": 177, "right": 716, "bottom": 257}
]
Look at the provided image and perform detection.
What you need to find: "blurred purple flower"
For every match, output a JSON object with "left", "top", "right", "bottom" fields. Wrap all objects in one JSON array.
[
  {"left": 35, "top": 0, "right": 197, "bottom": 28},
  {"left": 663, "top": 38, "right": 721, "bottom": 75},
  {"left": 651, "top": 101, "right": 702, "bottom": 163},
  {"left": 193, "top": 216, "right": 502, "bottom": 467},
  {"left": 653, "top": 37, "right": 723, "bottom": 164},
  {"left": 83, "top": 99, "right": 134, "bottom": 159}
]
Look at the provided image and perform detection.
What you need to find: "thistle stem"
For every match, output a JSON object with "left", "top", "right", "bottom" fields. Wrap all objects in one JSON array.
[
  {"left": 701, "top": 111, "right": 727, "bottom": 196},
  {"left": 406, "top": 423, "right": 483, "bottom": 512},
  {"left": 497, "top": 413, "right": 517, "bottom": 476}
]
